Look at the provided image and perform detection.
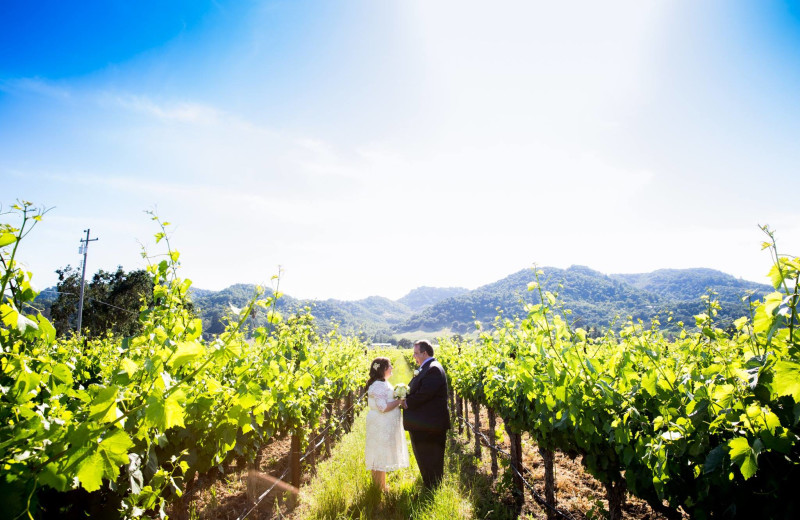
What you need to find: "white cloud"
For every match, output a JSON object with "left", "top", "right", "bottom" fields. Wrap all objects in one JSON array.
[
  {"left": 0, "top": 78, "right": 72, "bottom": 99},
  {"left": 101, "top": 93, "right": 225, "bottom": 124}
]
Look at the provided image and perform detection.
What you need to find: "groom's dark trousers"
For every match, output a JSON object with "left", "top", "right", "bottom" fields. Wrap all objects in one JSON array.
[
  {"left": 409, "top": 430, "right": 447, "bottom": 489},
  {"left": 403, "top": 359, "right": 451, "bottom": 489}
]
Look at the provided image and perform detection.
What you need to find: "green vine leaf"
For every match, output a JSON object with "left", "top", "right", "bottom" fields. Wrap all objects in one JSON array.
[
  {"left": 76, "top": 451, "right": 105, "bottom": 492},
  {"left": 170, "top": 341, "right": 202, "bottom": 369},
  {"left": 728, "top": 437, "right": 758, "bottom": 480},
  {"left": 98, "top": 429, "right": 133, "bottom": 481},
  {"left": 771, "top": 361, "right": 800, "bottom": 402},
  {"left": 89, "top": 386, "right": 119, "bottom": 423},
  {"left": 0, "top": 232, "right": 17, "bottom": 247}
]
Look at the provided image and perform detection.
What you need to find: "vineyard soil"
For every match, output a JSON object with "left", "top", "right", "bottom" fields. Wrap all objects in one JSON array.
[
  {"left": 166, "top": 436, "right": 294, "bottom": 520},
  {"left": 459, "top": 406, "right": 682, "bottom": 519}
]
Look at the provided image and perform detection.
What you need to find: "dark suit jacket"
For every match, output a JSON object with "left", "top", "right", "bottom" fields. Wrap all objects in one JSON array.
[{"left": 403, "top": 359, "right": 451, "bottom": 432}]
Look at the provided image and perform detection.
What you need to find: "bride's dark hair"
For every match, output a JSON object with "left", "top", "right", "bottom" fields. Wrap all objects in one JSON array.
[{"left": 365, "top": 357, "right": 391, "bottom": 393}]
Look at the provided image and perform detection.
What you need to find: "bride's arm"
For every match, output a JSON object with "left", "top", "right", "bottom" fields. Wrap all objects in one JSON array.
[
  {"left": 373, "top": 383, "right": 404, "bottom": 413},
  {"left": 382, "top": 398, "right": 404, "bottom": 412}
]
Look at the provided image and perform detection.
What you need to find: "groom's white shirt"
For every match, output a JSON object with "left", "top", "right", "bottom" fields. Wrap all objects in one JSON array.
[{"left": 419, "top": 357, "right": 434, "bottom": 369}]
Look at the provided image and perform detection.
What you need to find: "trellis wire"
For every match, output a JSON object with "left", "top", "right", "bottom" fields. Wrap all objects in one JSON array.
[{"left": 456, "top": 413, "right": 578, "bottom": 520}]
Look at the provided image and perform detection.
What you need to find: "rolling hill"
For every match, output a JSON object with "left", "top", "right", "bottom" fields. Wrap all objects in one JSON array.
[
  {"left": 397, "top": 286, "right": 469, "bottom": 312},
  {"left": 34, "top": 265, "right": 773, "bottom": 340},
  {"left": 393, "top": 266, "right": 772, "bottom": 334}
]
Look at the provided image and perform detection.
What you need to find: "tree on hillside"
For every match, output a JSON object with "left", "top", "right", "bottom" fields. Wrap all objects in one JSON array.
[
  {"left": 397, "top": 338, "right": 413, "bottom": 349},
  {"left": 50, "top": 265, "right": 154, "bottom": 338}
]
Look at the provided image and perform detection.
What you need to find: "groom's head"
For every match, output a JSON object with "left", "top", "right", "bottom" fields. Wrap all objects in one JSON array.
[{"left": 412, "top": 340, "right": 434, "bottom": 366}]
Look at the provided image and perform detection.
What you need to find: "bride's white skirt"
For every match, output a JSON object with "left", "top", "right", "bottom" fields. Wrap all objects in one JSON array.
[{"left": 365, "top": 407, "right": 410, "bottom": 472}]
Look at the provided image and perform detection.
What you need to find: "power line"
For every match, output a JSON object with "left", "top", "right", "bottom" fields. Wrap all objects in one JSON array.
[{"left": 31, "top": 289, "right": 140, "bottom": 316}]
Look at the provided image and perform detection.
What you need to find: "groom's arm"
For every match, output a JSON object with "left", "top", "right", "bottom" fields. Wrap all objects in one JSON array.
[{"left": 404, "top": 368, "right": 445, "bottom": 409}]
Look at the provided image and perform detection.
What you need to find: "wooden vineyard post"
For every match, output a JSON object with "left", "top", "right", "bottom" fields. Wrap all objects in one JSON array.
[
  {"left": 605, "top": 479, "right": 627, "bottom": 520},
  {"left": 448, "top": 383, "right": 455, "bottom": 421},
  {"left": 350, "top": 390, "right": 356, "bottom": 429},
  {"left": 254, "top": 447, "right": 264, "bottom": 470},
  {"left": 307, "top": 430, "right": 317, "bottom": 475},
  {"left": 488, "top": 408, "right": 498, "bottom": 480},
  {"left": 350, "top": 390, "right": 358, "bottom": 429},
  {"left": 464, "top": 399, "right": 471, "bottom": 441},
  {"left": 473, "top": 400, "right": 481, "bottom": 459},
  {"left": 456, "top": 394, "right": 463, "bottom": 434},
  {"left": 345, "top": 391, "right": 353, "bottom": 433},
  {"left": 505, "top": 424, "right": 525, "bottom": 510},
  {"left": 324, "top": 400, "right": 333, "bottom": 457},
  {"left": 540, "top": 446, "right": 555, "bottom": 520},
  {"left": 351, "top": 391, "right": 357, "bottom": 430},
  {"left": 335, "top": 398, "right": 343, "bottom": 440},
  {"left": 289, "top": 431, "right": 302, "bottom": 509}
]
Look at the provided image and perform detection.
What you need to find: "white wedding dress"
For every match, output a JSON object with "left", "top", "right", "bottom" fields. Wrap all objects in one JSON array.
[{"left": 365, "top": 380, "right": 410, "bottom": 472}]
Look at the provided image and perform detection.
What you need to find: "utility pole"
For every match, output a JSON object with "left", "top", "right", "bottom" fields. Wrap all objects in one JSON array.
[{"left": 77, "top": 229, "right": 98, "bottom": 335}]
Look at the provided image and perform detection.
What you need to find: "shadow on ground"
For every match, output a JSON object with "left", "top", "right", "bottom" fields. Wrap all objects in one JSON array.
[{"left": 446, "top": 433, "right": 520, "bottom": 520}]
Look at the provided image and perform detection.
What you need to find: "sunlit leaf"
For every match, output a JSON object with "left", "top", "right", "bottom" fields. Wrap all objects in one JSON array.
[
  {"left": 120, "top": 358, "right": 138, "bottom": 377},
  {"left": 89, "top": 386, "right": 119, "bottom": 423},
  {"left": 733, "top": 316, "right": 748, "bottom": 331},
  {"left": 16, "top": 313, "right": 38, "bottom": 334},
  {"left": 35, "top": 314, "right": 56, "bottom": 343},
  {"left": 98, "top": 429, "right": 133, "bottom": 481},
  {"left": 50, "top": 363, "right": 73, "bottom": 387},
  {"left": 145, "top": 395, "right": 167, "bottom": 430},
  {"left": 298, "top": 372, "right": 314, "bottom": 389},
  {"left": 165, "top": 391, "right": 186, "bottom": 429},
  {"left": 76, "top": 452, "right": 105, "bottom": 492},
  {"left": 728, "top": 437, "right": 757, "bottom": 480},
  {"left": 768, "top": 264, "right": 786, "bottom": 290},
  {"left": 170, "top": 341, "right": 202, "bottom": 369},
  {"left": 772, "top": 360, "right": 800, "bottom": 402},
  {"left": 0, "top": 233, "right": 17, "bottom": 248}
]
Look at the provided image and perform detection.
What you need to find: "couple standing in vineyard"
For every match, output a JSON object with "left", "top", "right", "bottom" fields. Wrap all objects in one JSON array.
[{"left": 364, "top": 340, "right": 451, "bottom": 492}]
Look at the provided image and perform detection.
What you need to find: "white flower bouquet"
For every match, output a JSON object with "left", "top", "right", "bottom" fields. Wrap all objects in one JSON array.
[{"left": 394, "top": 383, "right": 409, "bottom": 399}]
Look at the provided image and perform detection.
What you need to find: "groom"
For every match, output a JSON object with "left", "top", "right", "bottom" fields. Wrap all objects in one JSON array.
[{"left": 401, "top": 340, "right": 451, "bottom": 489}]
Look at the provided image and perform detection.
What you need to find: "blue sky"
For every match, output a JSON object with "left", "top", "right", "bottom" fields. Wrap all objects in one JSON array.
[{"left": 2, "top": 0, "right": 799, "bottom": 300}]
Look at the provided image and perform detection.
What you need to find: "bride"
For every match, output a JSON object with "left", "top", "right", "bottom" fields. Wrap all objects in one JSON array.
[{"left": 364, "top": 357, "right": 410, "bottom": 491}]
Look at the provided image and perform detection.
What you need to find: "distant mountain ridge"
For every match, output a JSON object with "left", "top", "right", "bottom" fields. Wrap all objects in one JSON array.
[
  {"left": 187, "top": 286, "right": 414, "bottom": 339},
  {"left": 35, "top": 266, "right": 773, "bottom": 340},
  {"left": 397, "top": 265, "right": 664, "bottom": 333},
  {"left": 394, "top": 266, "right": 772, "bottom": 334},
  {"left": 397, "top": 286, "right": 469, "bottom": 312},
  {"left": 186, "top": 266, "right": 772, "bottom": 338},
  {"left": 609, "top": 268, "right": 766, "bottom": 303}
]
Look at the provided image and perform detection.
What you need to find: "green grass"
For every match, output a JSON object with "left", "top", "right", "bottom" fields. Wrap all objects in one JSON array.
[{"left": 292, "top": 350, "right": 477, "bottom": 520}]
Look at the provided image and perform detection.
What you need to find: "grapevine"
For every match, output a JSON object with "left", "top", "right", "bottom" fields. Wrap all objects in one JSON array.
[
  {"left": 0, "top": 204, "right": 368, "bottom": 518},
  {"left": 441, "top": 233, "right": 800, "bottom": 519}
]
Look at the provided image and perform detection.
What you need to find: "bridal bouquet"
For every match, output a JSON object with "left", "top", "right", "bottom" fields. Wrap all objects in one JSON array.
[{"left": 394, "top": 383, "right": 409, "bottom": 399}]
